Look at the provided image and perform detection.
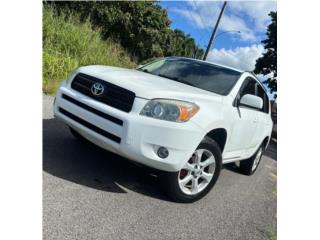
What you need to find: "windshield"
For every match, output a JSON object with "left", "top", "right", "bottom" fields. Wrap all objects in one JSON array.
[{"left": 139, "top": 58, "right": 241, "bottom": 95}]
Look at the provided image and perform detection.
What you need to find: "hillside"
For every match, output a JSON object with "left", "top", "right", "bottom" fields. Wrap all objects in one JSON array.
[{"left": 43, "top": 6, "right": 135, "bottom": 94}]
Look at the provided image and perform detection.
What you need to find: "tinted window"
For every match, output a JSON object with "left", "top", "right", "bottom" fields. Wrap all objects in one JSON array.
[
  {"left": 256, "top": 84, "right": 269, "bottom": 113},
  {"left": 238, "top": 77, "right": 269, "bottom": 113},
  {"left": 139, "top": 58, "right": 241, "bottom": 95},
  {"left": 239, "top": 78, "right": 256, "bottom": 98}
]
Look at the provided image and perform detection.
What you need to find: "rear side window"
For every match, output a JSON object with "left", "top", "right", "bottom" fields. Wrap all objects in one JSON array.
[{"left": 256, "top": 84, "right": 270, "bottom": 113}]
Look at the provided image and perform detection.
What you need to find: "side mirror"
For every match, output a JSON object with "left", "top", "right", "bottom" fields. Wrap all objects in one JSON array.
[{"left": 239, "top": 94, "right": 263, "bottom": 110}]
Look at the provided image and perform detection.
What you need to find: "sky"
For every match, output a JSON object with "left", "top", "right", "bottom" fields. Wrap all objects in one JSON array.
[{"left": 159, "top": 0, "right": 277, "bottom": 72}]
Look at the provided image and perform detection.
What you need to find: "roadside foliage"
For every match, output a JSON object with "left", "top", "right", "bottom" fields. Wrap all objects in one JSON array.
[
  {"left": 254, "top": 11, "right": 277, "bottom": 96},
  {"left": 43, "top": 1, "right": 204, "bottom": 94}
]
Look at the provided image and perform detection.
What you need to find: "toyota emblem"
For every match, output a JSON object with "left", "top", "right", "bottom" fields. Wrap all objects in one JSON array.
[{"left": 91, "top": 82, "right": 104, "bottom": 96}]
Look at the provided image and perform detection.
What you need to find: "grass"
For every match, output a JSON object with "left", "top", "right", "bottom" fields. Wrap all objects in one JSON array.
[
  {"left": 267, "top": 225, "right": 277, "bottom": 240},
  {"left": 43, "top": 6, "right": 136, "bottom": 94}
]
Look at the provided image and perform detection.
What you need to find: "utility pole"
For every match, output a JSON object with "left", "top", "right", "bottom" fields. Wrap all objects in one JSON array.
[{"left": 203, "top": 1, "right": 227, "bottom": 61}]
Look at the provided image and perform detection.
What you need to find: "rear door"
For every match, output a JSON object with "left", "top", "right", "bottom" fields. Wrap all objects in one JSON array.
[{"left": 252, "top": 83, "right": 272, "bottom": 148}]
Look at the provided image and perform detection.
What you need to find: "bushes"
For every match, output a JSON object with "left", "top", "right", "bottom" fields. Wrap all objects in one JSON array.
[
  {"left": 44, "top": 1, "right": 204, "bottom": 62},
  {"left": 43, "top": 6, "right": 135, "bottom": 94}
]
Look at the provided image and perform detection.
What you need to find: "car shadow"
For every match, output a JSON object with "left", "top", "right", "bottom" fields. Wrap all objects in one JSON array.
[
  {"left": 264, "top": 139, "right": 277, "bottom": 161},
  {"left": 43, "top": 118, "right": 277, "bottom": 199},
  {"left": 43, "top": 118, "right": 171, "bottom": 202}
]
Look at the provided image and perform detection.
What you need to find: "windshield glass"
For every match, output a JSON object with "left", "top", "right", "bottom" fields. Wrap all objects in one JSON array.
[{"left": 139, "top": 58, "right": 241, "bottom": 95}]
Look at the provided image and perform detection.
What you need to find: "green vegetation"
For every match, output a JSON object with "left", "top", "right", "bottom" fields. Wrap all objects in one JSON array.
[
  {"left": 254, "top": 11, "right": 277, "bottom": 97},
  {"left": 45, "top": 1, "right": 204, "bottom": 61},
  {"left": 267, "top": 224, "right": 277, "bottom": 240},
  {"left": 43, "top": 2, "right": 204, "bottom": 94},
  {"left": 43, "top": 6, "right": 135, "bottom": 94}
]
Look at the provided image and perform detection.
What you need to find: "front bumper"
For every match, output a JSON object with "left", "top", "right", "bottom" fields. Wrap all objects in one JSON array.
[{"left": 54, "top": 82, "right": 205, "bottom": 172}]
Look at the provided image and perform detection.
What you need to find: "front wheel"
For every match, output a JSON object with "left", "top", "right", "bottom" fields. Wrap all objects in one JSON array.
[{"left": 161, "top": 137, "right": 222, "bottom": 203}]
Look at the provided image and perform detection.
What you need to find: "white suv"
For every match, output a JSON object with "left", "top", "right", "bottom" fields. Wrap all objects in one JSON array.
[{"left": 54, "top": 57, "right": 273, "bottom": 202}]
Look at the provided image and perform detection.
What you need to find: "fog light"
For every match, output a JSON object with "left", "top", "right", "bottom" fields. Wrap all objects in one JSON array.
[{"left": 157, "top": 147, "right": 169, "bottom": 159}]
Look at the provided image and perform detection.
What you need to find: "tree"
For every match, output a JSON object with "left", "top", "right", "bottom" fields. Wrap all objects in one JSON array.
[
  {"left": 254, "top": 11, "right": 277, "bottom": 97},
  {"left": 44, "top": 1, "right": 204, "bottom": 62}
]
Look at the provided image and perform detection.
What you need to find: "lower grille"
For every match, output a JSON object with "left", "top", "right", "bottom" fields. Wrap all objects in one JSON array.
[
  {"left": 59, "top": 107, "right": 121, "bottom": 144},
  {"left": 62, "top": 94, "right": 123, "bottom": 126}
]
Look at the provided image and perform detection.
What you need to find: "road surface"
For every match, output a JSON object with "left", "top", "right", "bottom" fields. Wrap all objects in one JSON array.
[{"left": 43, "top": 95, "right": 277, "bottom": 240}]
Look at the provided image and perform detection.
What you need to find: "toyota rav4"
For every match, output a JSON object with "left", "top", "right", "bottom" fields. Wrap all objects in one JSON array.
[{"left": 53, "top": 57, "right": 273, "bottom": 202}]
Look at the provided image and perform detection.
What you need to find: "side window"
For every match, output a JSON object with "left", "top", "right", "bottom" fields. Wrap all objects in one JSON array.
[
  {"left": 264, "top": 94, "right": 270, "bottom": 113},
  {"left": 236, "top": 77, "right": 269, "bottom": 113},
  {"left": 234, "top": 78, "right": 255, "bottom": 106},
  {"left": 256, "top": 84, "right": 269, "bottom": 113},
  {"left": 239, "top": 78, "right": 256, "bottom": 98}
]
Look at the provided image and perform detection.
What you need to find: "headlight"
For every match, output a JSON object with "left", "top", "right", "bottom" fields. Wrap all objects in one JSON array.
[{"left": 140, "top": 99, "right": 199, "bottom": 122}]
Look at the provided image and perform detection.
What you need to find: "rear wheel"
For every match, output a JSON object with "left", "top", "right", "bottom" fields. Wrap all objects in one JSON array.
[
  {"left": 162, "top": 137, "right": 222, "bottom": 203},
  {"left": 239, "top": 145, "right": 264, "bottom": 175}
]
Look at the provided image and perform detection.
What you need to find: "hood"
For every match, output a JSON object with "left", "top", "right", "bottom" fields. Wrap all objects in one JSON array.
[{"left": 77, "top": 65, "right": 223, "bottom": 103}]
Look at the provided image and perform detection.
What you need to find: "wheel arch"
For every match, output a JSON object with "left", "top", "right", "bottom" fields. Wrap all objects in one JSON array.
[
  {"left": 262, "top": 136, "right": 270, "bottom": 150},
  {"left": 205, "top": 128, "right": 227, "bottom": 153}
]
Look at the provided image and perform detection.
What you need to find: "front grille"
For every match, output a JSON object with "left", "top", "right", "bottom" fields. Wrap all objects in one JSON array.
[
  {"left": 71, "top": 73, "right": 135, "bottom": 112},
  {"left": 59, "top": 107, "right": 121, "bottom": 143},
  {"left": 62, "top": 94, "right": 123, "bottom": 126}
]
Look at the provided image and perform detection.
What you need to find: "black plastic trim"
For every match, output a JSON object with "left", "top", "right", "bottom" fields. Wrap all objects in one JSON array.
[
  {"left": 59, "top": 107, "right": 121, "bottom": 144},
  {"left": 62, "top": 94, "right": 123, "bottom": 126}
]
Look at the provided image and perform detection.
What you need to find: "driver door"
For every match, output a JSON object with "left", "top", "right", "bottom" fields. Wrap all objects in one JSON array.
[{"left": 224, "top": 78, "right": 259, "bottom": 159}]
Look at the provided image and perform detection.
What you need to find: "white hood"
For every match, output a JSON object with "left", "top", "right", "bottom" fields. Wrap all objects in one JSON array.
[{"left": 77, "top": 65, "right": 222, "bottom": 103}]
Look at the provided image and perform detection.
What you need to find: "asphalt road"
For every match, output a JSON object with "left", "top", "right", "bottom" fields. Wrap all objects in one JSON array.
[{"left": 43, "top": 95, "right": 277, "bottom": 240}]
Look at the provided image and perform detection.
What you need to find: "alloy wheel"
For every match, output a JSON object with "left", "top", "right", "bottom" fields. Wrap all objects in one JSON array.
[
  {"left": 178, "top": 149, "right": 216, "bottom": 195},
  {"left": 252, "top": 147, "right": 263, "bottom": 171}
]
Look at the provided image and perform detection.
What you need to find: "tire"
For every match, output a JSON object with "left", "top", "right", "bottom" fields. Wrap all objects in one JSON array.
[
  {"left": 239, "top": 144, "right": 264, "bottom": 176},
  {"left": 161, "top": 137, "right": 222, "bottom": 203},
  {"left": 69, "top": 127, "right": 88, "bottom": 143}
]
